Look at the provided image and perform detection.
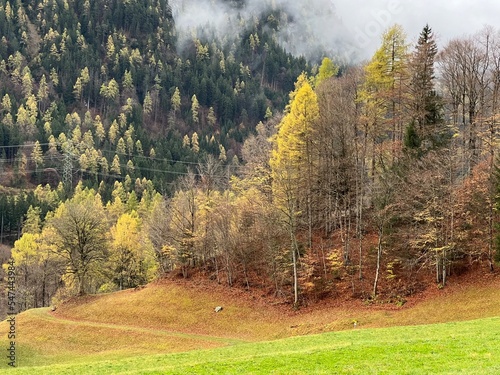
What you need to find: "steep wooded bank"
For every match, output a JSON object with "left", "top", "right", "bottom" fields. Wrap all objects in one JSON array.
[{"left": 1, "top": 0, "right": 500, "bottom": 311}]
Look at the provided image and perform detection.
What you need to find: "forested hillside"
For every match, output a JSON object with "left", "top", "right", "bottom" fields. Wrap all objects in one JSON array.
[
  {"left": 1, "top": 0, "right": 500, "bottom": 313},
  {"left": 0, "top": 0, "right": 308, "bottom": 235}
]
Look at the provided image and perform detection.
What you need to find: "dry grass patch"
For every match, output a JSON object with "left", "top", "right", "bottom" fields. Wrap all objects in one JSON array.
[
  {"left": 54, "top": 281, "right": 287, "bottom": 341},
  {"left": 268, "top": 272, "right": 500, "bottom": 335},
  {"left": 0, "top": 307, "right": 229, "bottom": 368}
]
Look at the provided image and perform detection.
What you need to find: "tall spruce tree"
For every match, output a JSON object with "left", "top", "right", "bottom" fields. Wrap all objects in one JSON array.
[{"left": 409, "top": 25, "right": 443, "bottom": 149}]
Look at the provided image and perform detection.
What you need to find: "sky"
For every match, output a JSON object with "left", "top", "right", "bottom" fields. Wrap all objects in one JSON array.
[
  {"left": 170, "top": 0, "right": 500, "bottom": 62},
  {"left": 335, "top": 0, "right": 500, "bottom": 59}
]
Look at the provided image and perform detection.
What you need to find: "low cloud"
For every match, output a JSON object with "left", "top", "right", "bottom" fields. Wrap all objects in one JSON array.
[
  {"left": 170, "top": 0, "right": 355, "bottom": 62},
  {"left": 170, "top": 0, "right": 500, "bottom": 63}
]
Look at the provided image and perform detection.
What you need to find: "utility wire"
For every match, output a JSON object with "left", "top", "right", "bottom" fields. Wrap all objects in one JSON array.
[{"left": 1, "top": 143, "right": 246, "bottom": 170}]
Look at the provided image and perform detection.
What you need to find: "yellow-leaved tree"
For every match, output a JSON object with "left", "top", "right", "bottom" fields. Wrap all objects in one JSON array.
[
  {"left": 7, "top": 206, "right": 63, "bottom": 310},
  {"left": 107, "top": 211, "right": 155, "bottom": 291},
  {"left": 10, "top": 232, "right": 40, "bottom": 310},
  {"left": 270, "top": 75, "right": 319, "bottom": 306},
  {"left": 46, "top": 186, "right": 108, "bottom": 295},
  {"left": 360, "top": 24, "right": 409, "bottom": 168},
  {"left": 314, "top": 57, "right": 339, "bottom": 88}
]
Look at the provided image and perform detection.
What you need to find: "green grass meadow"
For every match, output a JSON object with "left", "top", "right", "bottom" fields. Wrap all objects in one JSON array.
[{"left": 6, "top": 316, "right": 500, "bottom": 374}]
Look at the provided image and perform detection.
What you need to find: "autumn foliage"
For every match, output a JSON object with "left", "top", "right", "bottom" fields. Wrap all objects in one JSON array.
[{"left": 4, "top": 23, "right": 500, "bottom": 310}]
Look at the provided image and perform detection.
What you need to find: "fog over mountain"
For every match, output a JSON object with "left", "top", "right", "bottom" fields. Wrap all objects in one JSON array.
[
  {"left": 170, "top": 0, "right": 354, "bottom": 62},
  {"left": 170, "top": 0, "right": 500, "bottom": 62}
]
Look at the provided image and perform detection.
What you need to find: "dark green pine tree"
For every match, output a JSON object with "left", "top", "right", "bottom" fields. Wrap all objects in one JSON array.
[
  {"left": 404, "top": 120, "right": 421, "bottom": 151},
  {"left": 409, "top": 24, "right": 444, "bottom": 149}
]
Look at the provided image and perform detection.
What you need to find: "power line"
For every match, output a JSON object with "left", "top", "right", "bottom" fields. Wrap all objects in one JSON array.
[
  {"left": 0, "top": 143, "right": 51, "bottom": 149},
  {"left": 96, "top": 148, "right": 246, "bottom": 169},
  {"left": 0, "top": 159, "right": 230, "bottom": 180},
  {"left": 0, "top": 143, "right": 246, "bottom": 169},
  {"left": 1, "top": 144, "right": 244, "bottom": 180}
]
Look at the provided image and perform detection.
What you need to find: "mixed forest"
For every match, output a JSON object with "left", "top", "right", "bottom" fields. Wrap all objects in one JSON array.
[{"left": 1, "top": 0, "right": 500, "bottom": 313}]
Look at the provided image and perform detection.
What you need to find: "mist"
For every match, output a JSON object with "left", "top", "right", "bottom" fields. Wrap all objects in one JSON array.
[
  {"left": 170, "top": 0, "right": 500, "bottom": 63},
  {"left": 170, "top": 0, "right": 355, "bottom": 62}
]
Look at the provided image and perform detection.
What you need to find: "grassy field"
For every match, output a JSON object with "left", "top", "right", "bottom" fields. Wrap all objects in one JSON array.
[
  {"left": 1, "top": 275, "right": 500, "bottom": 373},
  {"left": 5, "top": 317, "right": 500, "bottom": 374}
]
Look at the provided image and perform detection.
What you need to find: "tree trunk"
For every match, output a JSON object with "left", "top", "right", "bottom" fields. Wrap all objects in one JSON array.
[
  {"left": 373, "top": 228, "right": 383, "bottom": 298},
  {"left": 42, "top": 270, "right": 47, "bottom": 306},
  {"left": 436, "top": 252, "right": 440, "bottom": 284},
  {"left": 226, "top": 250, "right": 232, "bottom": 287},
  {"left": 78, "top": 273, "right": 85, "bottom": 296},
  {"left": 357, "top": 184, "right": 364, "bottom": 279},
  {"left": 488, "top": 153, "right": 495, "bottom": 272},
  {"left": 242, "top": 259, "right": 250, "bottom": 290},
  {"left": 442, "top": 249, "right": 447, "bottom": 286},
  {"left": 291, "top": 233, "right": 299, "bottom": 307},
  {"left": 214, "top": 257, "right": 220, "bottom": 284},
  {"left": 308, "top": 193, "right": 312, "bottom": 250}
]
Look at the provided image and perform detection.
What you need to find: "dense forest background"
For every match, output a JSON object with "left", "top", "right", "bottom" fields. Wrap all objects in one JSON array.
[{"left": 1, "top": 0, "right": 500, "bottom": 313}]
